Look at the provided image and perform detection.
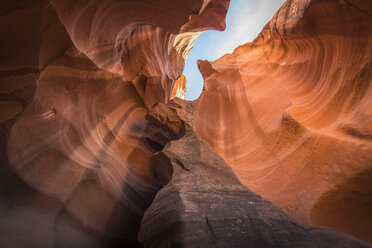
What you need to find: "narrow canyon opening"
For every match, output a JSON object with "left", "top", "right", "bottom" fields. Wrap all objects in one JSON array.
[
  {"left": 1, "top": 0, "right": 371, "bottom": 247},
  {"left": 182, "top": 0, "right": 286, "bottom": 100}
]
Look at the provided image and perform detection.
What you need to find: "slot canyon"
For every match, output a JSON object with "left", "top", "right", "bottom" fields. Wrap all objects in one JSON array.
[{"left": 0, "top": 0, "right": 371, "bottom": 247}]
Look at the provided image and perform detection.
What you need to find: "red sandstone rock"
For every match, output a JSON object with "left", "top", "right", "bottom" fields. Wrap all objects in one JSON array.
[
  {"left": 0, "top": 0, "right": 371, "bottom": 247},
  {"left": 170, "top": 74, "right": 187, "bottom": 100},
  {"left": 194, "top": 0, "right": 372, "bottom": 243},
  {"left": 0, "top": 0, "right": 230, "bottom": 246}
]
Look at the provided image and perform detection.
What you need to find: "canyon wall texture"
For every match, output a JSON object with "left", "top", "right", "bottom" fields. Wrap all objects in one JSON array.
[
  {"left": 0, "top": 0, "right": 371, "bottom": 247},
  {"left": 194, "top": 0, "right": 372, "bottom": 243},
  {"left": 0, "top": 0, "right": 229, "bottom": 246}
]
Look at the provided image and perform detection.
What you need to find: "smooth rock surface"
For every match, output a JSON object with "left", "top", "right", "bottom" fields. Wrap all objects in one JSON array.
[
  {"left": 0, "top": 0, "right": 371, "bottom": 247},
  {"left": 0, "top": 0, "right": 230, "bottom": 246},
  {"left": 194, "top": 0, "right": 372, "bottom": 242}
]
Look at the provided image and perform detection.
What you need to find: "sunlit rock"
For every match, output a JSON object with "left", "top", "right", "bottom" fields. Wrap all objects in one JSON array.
[
  {"left": 194, "top": 0, "right": 372, "bottom": 243},
  {"left": 0, "top": 0, "right": 371, "bottom": 247}
]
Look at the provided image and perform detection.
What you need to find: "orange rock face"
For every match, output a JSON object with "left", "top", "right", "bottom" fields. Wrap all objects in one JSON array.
[
  {"left": 0, "top": 0, "right": 371, "bottom": 247},
  {"left": 194, "top": 0, "right": 372, "bottom": 243},
  {"left": 0, "top": 0, "right": 230, "bottom": 246},
  {"left": 170, "top": 74, "right": 187, "bottom": 100}
]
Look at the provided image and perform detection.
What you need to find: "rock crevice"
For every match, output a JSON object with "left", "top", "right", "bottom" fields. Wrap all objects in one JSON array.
[{"left": 0, "top": 0, "right": 371, "bottom": 247}]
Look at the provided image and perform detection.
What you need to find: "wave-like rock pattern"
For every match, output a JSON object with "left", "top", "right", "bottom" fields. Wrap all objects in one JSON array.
[
  {"left": 140, "top": 100, "right": 372, "bottom": 248},
  {"left": 0, "top": 0, "right": 229, "bottom": 246},
  {"left": 139, "top": 101, "right": 372, "bottom": 248},
  {"left": 195, "top": 0, "right": 372, "bottom": 243},
  {"left": 0, "top": 0, "right": 371, "bottom": 247}
]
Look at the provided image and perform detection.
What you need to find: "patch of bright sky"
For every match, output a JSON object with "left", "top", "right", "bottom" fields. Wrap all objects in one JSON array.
[{"left": 184, "top": 0, "right": 285, "bottom": 100}]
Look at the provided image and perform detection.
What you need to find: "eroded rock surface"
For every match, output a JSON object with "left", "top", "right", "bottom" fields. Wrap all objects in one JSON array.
[
  {"left": 0, "top": 0, "right": 371, "bottom": 247},
  {"left": 194, "top": 0, "right": 372, "bottom": 243},
  {"left": 139, "top": 102, "right": 322, "bottom": 248},
  {"left": 140, "top": 100, "right": 371, "bottom": 248},
  {"left": 0, "top": 0, "right": 230, "bottom": 246}
]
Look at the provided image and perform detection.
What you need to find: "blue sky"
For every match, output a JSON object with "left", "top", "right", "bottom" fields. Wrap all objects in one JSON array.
[{"left": 183, "top": 0, "right": 286, "bottom": 100}]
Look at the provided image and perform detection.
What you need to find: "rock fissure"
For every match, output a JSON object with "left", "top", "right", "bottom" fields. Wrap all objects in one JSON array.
[
  {"left": 205, "top": 215, "right": 217, "bottom": 239},
  {"left": 0, "top": 0, "right": 371, "bottom": 247}
]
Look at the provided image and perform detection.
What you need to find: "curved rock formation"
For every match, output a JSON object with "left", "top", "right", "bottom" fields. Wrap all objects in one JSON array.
[
  {"left": 171, "top": 74, "right": 187, "bottom": 100},
  {"left": 0, "top": 0, "right": 230, "bottom": 246},
  {"left": 139, "top": 102, "right": 322, "bottom": 248},
  {"left": 194, "top": 0, "right": 372, "bottom": 243},
  {"left": 0, "top": 0, "right": 371, "bottom": 247},
  {"left": 140, "top": 100, "right": 370, "bottom": 248}
]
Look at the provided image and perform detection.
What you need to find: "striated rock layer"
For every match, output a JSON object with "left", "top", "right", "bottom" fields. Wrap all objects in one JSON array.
[
  {"left": 138, "top": 100, "right": 371, "bottom": 248},
  {"left": 0, "top": 0, "right": 230, "bottom": 246},
  {"left": 194, "top": 0, "right": 372, "bottom": 243},
  {"left": 0, "top": 0, "right": 371, "bottom": 247}
]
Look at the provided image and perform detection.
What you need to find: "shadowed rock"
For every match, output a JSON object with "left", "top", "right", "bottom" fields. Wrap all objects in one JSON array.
[
  {"left": 139, "top": 102, "right": 345, "bottom": 247},
  {"left": 0, "top": 0, "right": 371, "bottom": 247},
  {"left": 139, "top": 128, "right": 320, "bottom": 247}
]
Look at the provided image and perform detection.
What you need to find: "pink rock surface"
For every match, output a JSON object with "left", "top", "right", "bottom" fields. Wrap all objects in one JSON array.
[
  {"left": 0, "top": 0, "right": 371, "bottom": 246},
  {"left": 194, "top": 0, "right": 372, "bottom": 242}
]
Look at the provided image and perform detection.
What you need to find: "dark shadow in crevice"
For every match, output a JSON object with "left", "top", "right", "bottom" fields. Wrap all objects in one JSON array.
[
  {"left": 143, "top": 137, "right": 165, "bottom": 153},
  {"left": 151, "top": 152, "right": 174, "bottom": 188},
  {"left": 310, "top": 168, "right": 372, "bottom": 244}
]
